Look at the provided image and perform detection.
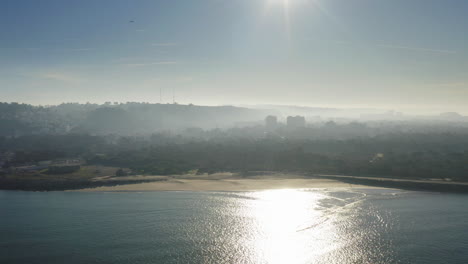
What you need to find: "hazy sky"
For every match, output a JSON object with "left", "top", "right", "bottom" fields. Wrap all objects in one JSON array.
[{"left": 1, "top": 0, "right": 468, "bottom": 113}]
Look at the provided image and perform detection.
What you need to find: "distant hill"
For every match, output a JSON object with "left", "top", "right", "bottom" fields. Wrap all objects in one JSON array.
[
  {"left": 240, "top": 104, "right": 389, "bottom": 119},
  {"left": 0, "top": 102, "right": 270, "bottom": 136}
]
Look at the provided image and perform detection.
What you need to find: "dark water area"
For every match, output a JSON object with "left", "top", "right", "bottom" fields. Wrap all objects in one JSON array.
[{"left": 1, "top": 189, "right": 467, "bottom": 264}]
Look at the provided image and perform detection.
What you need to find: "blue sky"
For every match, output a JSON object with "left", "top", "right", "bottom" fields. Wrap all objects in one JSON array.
[{"left": 1, "top": 0, "right": 468, "bottom": 113}]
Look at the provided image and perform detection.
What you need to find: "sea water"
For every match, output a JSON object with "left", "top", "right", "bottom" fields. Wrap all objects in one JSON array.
[{"left": 1, "top": 189, "right": 467, "bottom": 264}]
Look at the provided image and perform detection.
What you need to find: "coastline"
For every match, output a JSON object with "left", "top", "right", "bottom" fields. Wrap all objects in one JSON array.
[
  {"left": 318, "top": 174, "right": 468, "bottom": 193},
  {"left": 70, "top": 173, "right": 468, "bottom": 193},
  {"left": 76, "top": 173, "right": 378, "bottom": 192},
  {"left": 3, "top": 171, "right": 468, "bottom": 193}
]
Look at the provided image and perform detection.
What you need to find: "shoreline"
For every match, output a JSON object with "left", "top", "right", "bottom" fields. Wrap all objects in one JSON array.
[
  {"left": 76, "top": 173, "right": 381, "bottom": 192},
  {"left": 318, "top": 174, "right": 468, "bottom": 193},
  {"left": 2, "top": 172, "right": 468, "bottom": 193}
]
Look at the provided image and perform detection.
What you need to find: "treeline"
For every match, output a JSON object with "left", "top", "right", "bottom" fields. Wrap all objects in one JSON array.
[
  {"left": 2, "top": 132, "right": 468, "bottom": 181},
  {"left": 0, "top": 178, "right": 164, "bottom": 192}
]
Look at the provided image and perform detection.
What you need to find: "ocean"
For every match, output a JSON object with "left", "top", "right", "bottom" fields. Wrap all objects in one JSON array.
[{"left": 1, "top": 188, "right": 467, "bottom": 264}]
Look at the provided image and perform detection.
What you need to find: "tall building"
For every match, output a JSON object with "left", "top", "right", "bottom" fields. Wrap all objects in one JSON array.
[
  {"left": 265, "top": 115, "right": 278, "bottom": 130},
  {"left": 286, "top": 116, "right": 306, "bottom": 129}
]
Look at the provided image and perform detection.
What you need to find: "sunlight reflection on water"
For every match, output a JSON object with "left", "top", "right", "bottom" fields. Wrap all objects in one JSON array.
[{"left": 232, "top": 189, "right": 356, "bottom": 264}]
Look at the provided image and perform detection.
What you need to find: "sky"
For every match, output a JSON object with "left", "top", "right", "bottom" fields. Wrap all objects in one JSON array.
[{"left": 1, "top": 0, "right": 468, "bottom": 113}]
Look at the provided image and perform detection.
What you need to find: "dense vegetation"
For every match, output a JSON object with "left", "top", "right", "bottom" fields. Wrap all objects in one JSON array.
[{"left": 2, "top": 132, "right": 468, "bottom": 182}]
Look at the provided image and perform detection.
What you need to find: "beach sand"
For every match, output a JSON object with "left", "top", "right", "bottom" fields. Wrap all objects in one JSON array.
[{"left": 77, "top": 173, "right": 376, "bottom": 192}]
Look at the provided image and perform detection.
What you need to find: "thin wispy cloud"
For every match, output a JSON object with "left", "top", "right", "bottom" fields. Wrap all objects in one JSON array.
[
  {"left": 64, "top": 48, "right": 94, "bottom": 52},
  {"left": 151, "top": 43, "right": 178, "bottom": 47},
  {"left": 377, "top": 44, "right": 456, "bottom": 54},
  {"left": 120, "top": 61, "right": 178, "bottom": 67},
  {"left": 335, "top": 41, "right": 457, "bottom": 55},
  {"left": 112, "top": 57, "right": 144, "bottom": 63},
  {"left": 426, "top": 82, "right": 467, "bottom": 87},
  {"left": 37, "top": 72, "right": 82, "bottom": 83},
  {"left": 21, "top": 47, "right": 93, "bottom": 52}
]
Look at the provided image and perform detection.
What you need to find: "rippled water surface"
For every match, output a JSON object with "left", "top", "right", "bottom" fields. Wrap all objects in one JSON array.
[{"left": 1, "top": 189, "right": 468, "bottom": 263}]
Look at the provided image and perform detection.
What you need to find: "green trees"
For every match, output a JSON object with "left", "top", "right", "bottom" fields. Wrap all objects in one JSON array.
[
  {"left": 1, "top": 131, "right": 468, "bottom": 181},
  {"left": 115, "top": 168, "right": 126, "bottom": 177}
]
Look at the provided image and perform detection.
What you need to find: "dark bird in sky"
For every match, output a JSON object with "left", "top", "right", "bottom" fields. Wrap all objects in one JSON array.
[{"left": 129, "top": 20, "right": 135, "bottom": 23}]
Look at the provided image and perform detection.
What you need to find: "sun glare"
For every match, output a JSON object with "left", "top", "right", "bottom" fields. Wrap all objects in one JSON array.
[
  {"left": 246, "top": 189, "right": 339, "bottom": 264},
  {"left": 267, "top": 0, "right": 290, "bottom": 5},
  {"left": 266, "top": 0, "right": 292, "bottom": 11},
  {"left": 266, "top": 0, "right": 310, "bottom": 8}
]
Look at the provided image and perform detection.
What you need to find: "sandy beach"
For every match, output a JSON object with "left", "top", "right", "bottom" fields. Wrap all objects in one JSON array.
[{"left": 77, "top": 173, "right": 375, "bottom": 192}]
